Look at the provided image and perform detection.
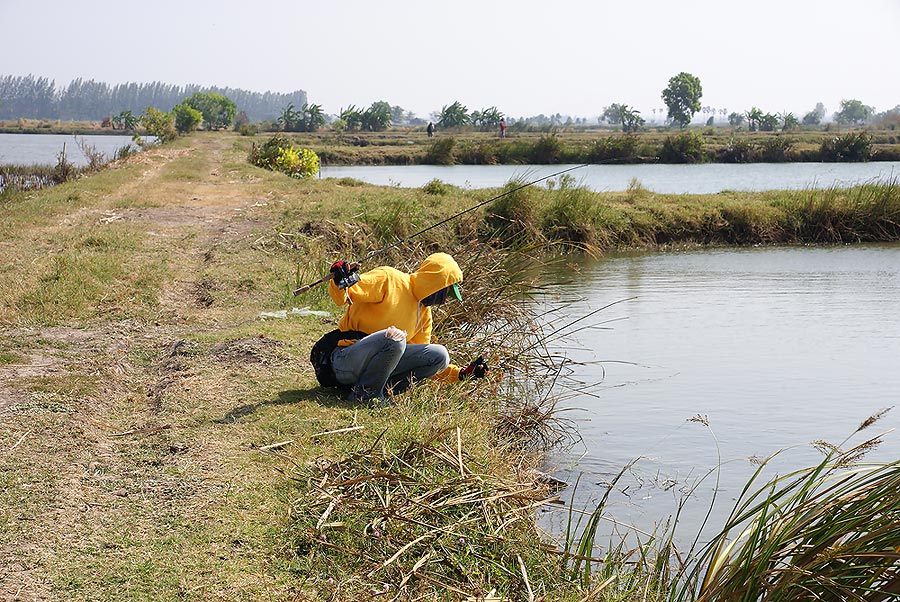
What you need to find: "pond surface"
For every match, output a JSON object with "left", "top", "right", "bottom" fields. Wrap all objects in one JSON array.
[
  {"left": 321, "top": 162, "right": 900, "bottom": 193},
  {"left": 0, "top": 133, "right": 147, "bottom": 167},
  {"left": 537, "top": 243, "right": 900, "bottom": 545}
]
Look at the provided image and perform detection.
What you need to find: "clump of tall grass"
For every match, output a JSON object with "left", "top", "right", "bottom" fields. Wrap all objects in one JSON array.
[
  {"left": 778, "top": 179, "right": 900, "bottom": 243},
  {"left": 530, "top": 134, "right": 563, "bottom": 164},
  {"left": 425, "top": 136, "right": 456, "bottom": 165},
  {"left": 482, "top": 178, "right": 544, "bottom": 244},
  {"left": 541, "top": 175, "right": 603, "bottom": 248},
  {"left": 673, "top": 410, "right": 900, "bottom": 601}
]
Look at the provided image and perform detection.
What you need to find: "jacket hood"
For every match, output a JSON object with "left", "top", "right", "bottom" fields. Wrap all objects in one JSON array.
[{"left": 410, "top": 253, "right": 462, "bottom": 301}]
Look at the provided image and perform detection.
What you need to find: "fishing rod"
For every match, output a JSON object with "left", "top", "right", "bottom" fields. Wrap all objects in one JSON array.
[{"left": 292, "top": 158, "right": 642, "bottom": 296}]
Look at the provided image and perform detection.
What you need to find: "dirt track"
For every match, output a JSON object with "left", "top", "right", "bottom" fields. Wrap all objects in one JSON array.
[{"left": 1, "top": 135, "right": 330, "bottom": 600}]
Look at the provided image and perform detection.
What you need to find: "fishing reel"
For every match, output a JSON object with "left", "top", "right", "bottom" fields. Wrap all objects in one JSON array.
[
  {"left": 335, "top": 271, "right": 360, "bottom": 290},
  {"left": 330, "top": 260, "right": 360, "bottom": 289}
]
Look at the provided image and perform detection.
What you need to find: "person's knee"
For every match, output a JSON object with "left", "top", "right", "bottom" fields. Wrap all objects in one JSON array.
[
  {"left": 384, "top": 337, "right": 406, "bottom": 359},
  {"left": 430, "top": 345, "right": 450, "bottom": 371}
]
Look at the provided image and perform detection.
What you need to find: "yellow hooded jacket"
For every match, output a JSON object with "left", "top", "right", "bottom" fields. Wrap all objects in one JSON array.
[{"left": 328, "top": 252, "right": 463, "bottom": 382}]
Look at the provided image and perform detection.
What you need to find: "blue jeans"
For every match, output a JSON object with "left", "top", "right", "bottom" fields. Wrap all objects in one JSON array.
[{"left": 330, "top": 329, "right": 450, "bottom": 402}]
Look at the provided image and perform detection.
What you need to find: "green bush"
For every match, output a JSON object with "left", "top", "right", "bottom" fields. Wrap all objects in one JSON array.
[
  {"left": 718, "top": 138, "right": 753, "bottom": 163},
  {"left": 658, "top": 131, "right": 706, "bottom": 163},
  {"left": 588, "top": 135, "right": 639, "bottom": 162},
  {"left": 757, "top": 136, "right": 794, "bottom": 162},
  {"left": 173, "top": 103, "right": 202, "bottom": 134},
  {"left": 820, "top": 132, "right": 873, "bottom": 162},
  {"left": 248, "top": 134, "right": 320, "bottom": 178},
  {"left": 421, "top": 178, "right": 452, "bottom": 195},
  {"left": 425, "top": 137, "right": 456, "bottom": 165},
  {"left": 530, "top": 135, "right": 562, "bottom": 164},
  {"left": 140, "top": 107, "right": 177, "bottom": 143}
]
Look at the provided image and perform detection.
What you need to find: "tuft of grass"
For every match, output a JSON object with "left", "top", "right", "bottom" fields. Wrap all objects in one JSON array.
[{"left": 673, "top": 434, "right": 900, "bottom": 600}]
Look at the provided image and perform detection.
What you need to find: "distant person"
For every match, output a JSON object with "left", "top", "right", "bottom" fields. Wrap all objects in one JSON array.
[
  {"left": 426, "top": 122, "right": 435, "bottom": 137},
  {"left": 499, "top": 119, "right": 506, "bottom": 138}
]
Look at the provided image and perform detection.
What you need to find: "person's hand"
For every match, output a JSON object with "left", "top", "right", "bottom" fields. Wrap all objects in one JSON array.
[
  {"left": 330, "top": 260, "right": 360, "bottom": 289},
  {"left": 459, "top": 356, "right": 489, "bottom": 380}
]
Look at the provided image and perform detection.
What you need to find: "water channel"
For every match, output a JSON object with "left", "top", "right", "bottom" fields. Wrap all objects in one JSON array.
[
  {"left": 0, "top": 133, "right": 146, "bottom": 167},
  {"left": 537, "top": 243, "right": 900, "bottom": 545},
  {"left": 322, "top": 162, "right": 900, "bottom": 193}
]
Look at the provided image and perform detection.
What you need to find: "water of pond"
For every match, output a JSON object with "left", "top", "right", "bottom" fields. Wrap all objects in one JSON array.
[
  {"left": 536, "top": 243, "right": 900, "bottom": 545},
  {"left": 321, "top": 162, "right": 900, "bottom": 193},
  {"left": 0, "top": 133, "right": 147, "bottom": 167}
]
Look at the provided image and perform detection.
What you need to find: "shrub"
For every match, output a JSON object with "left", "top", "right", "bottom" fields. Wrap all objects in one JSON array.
[
  {"left": 173, "top": 102, "right": 203, "bottom": 134},
  {"left": 757, "top": 136, "right": 794, "bottom": 162},
  {"left": 425, "top": 137, "right": 456, "bottom": 165},
  {"left": 530, "top": 135, "right": 562, "bottom": 164},
  {"left": 588, "top": 135, "right": 639, "bottom": 162},
  {"left": 820, "top": 132, "right": 873, "bottom": 162},
  {"left": 421, "top": 178, "right": 452, "bottom": 195},
  {"left": 658, "top": 131, "right": 706, "bottom": 163},
  {"left": 718, "top": 137, "right": 753, "bottom": 163},
  {"left": 248, "top": 134, "right": 320, "bottom": 178},
  {"left": 140, "top": 107, "right": 177, "bottom": 143}
]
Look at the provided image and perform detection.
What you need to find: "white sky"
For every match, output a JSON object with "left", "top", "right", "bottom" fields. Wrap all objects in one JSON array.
[{"left": 1, "top": 0, "right": 898, "bottom": 121}]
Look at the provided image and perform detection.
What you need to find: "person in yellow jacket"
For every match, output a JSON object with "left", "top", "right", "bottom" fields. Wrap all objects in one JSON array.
[{"left": 309, "top": 252, "right": 488, "bottom": 404}]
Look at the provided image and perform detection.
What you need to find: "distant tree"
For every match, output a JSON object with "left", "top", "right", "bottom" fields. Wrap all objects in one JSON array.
[
  {"left": 141, "top": 107, "right": 177, "bottom": 143},
  {"left": 619, "top": 106, "right": 645, "bottom": 133},
  {"left": 745, "top": 107, "right": 764, "bottom": 132},
  {"left": 361, "top": 101, "right": 392, "bottom": 131},
  {"left": 802, "top": 102, "right": 827, "bottom": 126},
  {"left": 183, "top": 91, "right": 236, "bottom": 130},
  {"left": 111, "top": 109, "right": 138, "bottom": 131},
  {"left": 233, "top": 110, "right": 250, "bottom": 131},
  {"left": 471, "top": 106, "right": 504, "bottom": 131},
  {"left": 833, "top": 99, "right": 875, "bottom": 125},
  {"left": 781, "top": 112, "right": 800, "bottom": 131},
  {"left": 661, "top": 72, "right": 702, "bottom": 127},
  {"left": 438, "top": 101, "right": 470, "bottom": 129},
  {"left": 173, "top": 103, "right": 202, "bottom": 134},
  {"left": 759, "top": 112, "right": 781, "bottom": 132},
  {"left": 728, "top": 112, "right": 745, "bottom": 127},
  {"left": 331, "top": 118, "right": 347, "bottom": 137},
  {"left": 390, "top": 105, "right": 406, "bottom": 125},
  {"left": 303, "top": 103, "right": 326, "bottom": 131},
  {"left": 600, "top": 103, "right": 627, "bottom": 125},
  {"left": 340, "top": 105, "right": 363, "bottom": 131},
  {"left": 874, "top": 105, "right": 900, "bottom": 130}
]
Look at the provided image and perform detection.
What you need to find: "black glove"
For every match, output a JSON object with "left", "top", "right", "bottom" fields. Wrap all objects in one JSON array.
[
  {"left": 330, "top": 260, "right": 359, "bottom": 289},
  {"left": 459, "top": 356, "right": 489, "bottom": 380}
]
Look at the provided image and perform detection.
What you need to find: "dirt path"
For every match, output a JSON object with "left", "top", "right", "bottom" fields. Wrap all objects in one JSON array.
[{"left": 1, "top": 135, "right": 320, "bottom": 601}]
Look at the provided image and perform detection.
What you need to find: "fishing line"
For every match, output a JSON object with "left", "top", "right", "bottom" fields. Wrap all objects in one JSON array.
[{"left": 293, "top": 157, "right": 645, "bottom": 296}]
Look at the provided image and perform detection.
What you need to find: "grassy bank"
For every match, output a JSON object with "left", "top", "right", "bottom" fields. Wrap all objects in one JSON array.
[
  {"left": 1, "top": 132, "right": 898, "bottom": 600},
  {"left": 275, "top": 128, "right": 900, "bottom": 165},
  {"left": 7, "top": 120, "right": 900, "bottom": 164}
]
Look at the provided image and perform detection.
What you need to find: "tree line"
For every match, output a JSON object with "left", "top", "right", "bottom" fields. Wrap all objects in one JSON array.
[{"left": 0, "top": 74, "right": 307, "bottom": 122}]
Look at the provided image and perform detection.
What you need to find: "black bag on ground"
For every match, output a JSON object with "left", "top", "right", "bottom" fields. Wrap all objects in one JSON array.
[{"left": 309, "top": 329, "right": 367, "bottom": 387}]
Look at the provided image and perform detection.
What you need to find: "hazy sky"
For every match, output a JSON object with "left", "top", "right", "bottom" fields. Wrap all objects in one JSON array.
[{"left": 2, "top": 0, "right": 898, "bottom": 121}]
